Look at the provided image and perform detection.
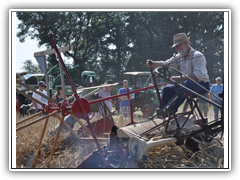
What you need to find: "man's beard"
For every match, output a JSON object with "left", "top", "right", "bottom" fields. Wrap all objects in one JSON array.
[{"left": 178, "top": 46, "right": 188, "bottom": 57}]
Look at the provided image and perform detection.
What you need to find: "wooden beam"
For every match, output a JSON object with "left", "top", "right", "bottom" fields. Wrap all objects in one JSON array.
[
  {"left": 76, "top": 82, "right": 119, "bottom": 93},
  {"left": 17, "top": 80, "right": 57, "bottom": 105},
  {"left": 34, "top": 45, "right": 74, "bottom": 57},
  {"left": 16, "top": 111, "right": 42, "bottom": 126},
  {"left": 16, "top": 89, "right": 43, "bottom": 106},
  {"left": 31, "top": 117, "right": 50, "bottom": 168},
  {"left": 16, "top": 111, "right": 57, "bottom": 131},
  {"left": 47, "top": 114, "right": 69, "bottom": 167}
]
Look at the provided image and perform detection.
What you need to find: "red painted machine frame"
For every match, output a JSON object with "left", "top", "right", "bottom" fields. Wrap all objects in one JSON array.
[{"left": 45, "top": 30, "right": 165, "bottom": 168}]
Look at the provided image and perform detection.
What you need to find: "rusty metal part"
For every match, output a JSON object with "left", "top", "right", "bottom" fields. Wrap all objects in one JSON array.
[{"left": 57, "top": 100, "right": 71, "bottom": 116}]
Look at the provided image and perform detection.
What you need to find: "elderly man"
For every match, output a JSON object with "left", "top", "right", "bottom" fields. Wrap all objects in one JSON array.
[{"left": 147, "top": 33, "right": 210, "bottom": 116}]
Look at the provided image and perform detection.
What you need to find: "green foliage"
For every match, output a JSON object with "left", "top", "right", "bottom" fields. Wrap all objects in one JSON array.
[
  {"left": 17, "top": 11, "right": 224, "bottom": 82},
  {"left": 22, "top": 59, "right": 42, "bottom": 72}
]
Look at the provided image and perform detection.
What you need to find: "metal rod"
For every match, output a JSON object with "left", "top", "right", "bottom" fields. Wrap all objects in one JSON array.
[
  {"left": 43, "top": 55, "right": 50, "bottom": 97},
  {"left": 149, "top": 67, "right": 163, "bottom": 108},
  {"left": 171, "top": 67, "right": 222, "bottom": 102},
  {"left": 59, "top": 61, "right": 66, "bottom": 100},
  {"left": 127, "top": 88, "right": 134, "bottom": 124},
  {"left": 176, "top": 82, "right": 222, "bottom": 109}
]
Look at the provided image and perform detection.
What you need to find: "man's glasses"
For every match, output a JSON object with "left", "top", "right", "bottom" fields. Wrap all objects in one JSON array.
[{"left": 40, "top": 85, "right": 46, "bottom": 87}]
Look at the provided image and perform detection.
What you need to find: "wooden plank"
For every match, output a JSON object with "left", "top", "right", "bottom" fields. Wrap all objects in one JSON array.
[
  {"left": 34, "top": 45, "right": 74, "bottom": 57},
  {"left": 47, "top": 115, "right": 65, "bottom": 167},
  {"left": 16, "top": 88, "right": 43, "bottom": 106},
  {"left": 16, "top": 111, "right": 42, "bottom": 126},
  {"left": 16, "top": 111, "right": 58, "bottom": 131},
  {"left": 76, "top": 82, "right": 119, "bottom": 93},
  {"left": 31, "top": 117, "right": 50, "bottom": 168},
  {"left": 65, "top": 82, "right": 118, "bottom": 102},
  {"left": 82, "top": 87, "right": 102, "bottom": 99}
]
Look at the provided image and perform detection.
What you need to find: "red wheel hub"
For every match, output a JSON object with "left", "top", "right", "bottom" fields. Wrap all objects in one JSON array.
[
  {"left": 144, "top": 107, "right": 150, "bottom": 116},
  {"left": 72, "top": 98, "right": 90, "bottom": 119}
]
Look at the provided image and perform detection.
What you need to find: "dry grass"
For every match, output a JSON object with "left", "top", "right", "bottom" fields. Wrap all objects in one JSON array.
[
  {"left": 15, "top": 109, "right": 224, "bottom": 169},
  {"left": 144, "top": 139, "right": 224, "bottom": 168},
  {"left": 16, "top": 114, "right": 98, "bottom": 168}
]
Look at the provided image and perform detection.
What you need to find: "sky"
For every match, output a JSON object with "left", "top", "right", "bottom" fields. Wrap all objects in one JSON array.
[
  {"left": 14, "top": 12, "right": 72, "bottom": 73},
  {"left": 14, "top": 14, "right": 46, "bottom": 72}
]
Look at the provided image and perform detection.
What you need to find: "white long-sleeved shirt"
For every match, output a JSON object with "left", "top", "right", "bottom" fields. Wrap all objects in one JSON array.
[
  {"left": 32, "top": 89, "right": 48, "bottom": 109},
  {"left": 160, "top": 47, "right": 210, "bottom": 83}
]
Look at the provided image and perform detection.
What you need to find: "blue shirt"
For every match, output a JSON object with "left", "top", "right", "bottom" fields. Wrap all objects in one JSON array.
[
  {"left": 210, "top": 84, "right": 223, "bottom": 101},
  {"left": 118, "top": 88, "right": 132, "bottom": 106}
]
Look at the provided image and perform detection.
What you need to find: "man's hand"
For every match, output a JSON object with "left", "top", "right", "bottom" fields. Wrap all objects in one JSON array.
[
  {"left": 146, "top": 59, "right": 162, "bottom": 68},
  {"left": 146, "top": 59, "right": 153, "bottom": 68}
]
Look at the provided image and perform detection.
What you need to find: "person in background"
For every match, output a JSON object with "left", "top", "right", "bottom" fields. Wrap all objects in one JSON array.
[
  {"left": 210, "top": 77, "right": 223, "bottom": 120},
  {"left": 95, "top": 80, "right": 114, "bottom": 118},
  {"left": 118, "top": 80, "right": 132, "bottom": 117},
  {"left": 52, "top": 86, "right": 64, "bottom": 103},
  {"left": 32, "top": 81, "right": 48, "bottom": 112}
]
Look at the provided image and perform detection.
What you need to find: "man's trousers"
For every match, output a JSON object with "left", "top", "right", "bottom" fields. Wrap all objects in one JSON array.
[{"left": 160, "top": 80, "right": 210, "bottom": 113}]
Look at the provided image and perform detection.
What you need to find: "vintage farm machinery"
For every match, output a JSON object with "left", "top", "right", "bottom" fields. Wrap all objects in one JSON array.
[{"left": 16, "top": 31, "right": 224, "bottom": 168}]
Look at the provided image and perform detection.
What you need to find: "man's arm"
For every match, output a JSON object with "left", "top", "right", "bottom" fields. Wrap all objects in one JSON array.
[
  {"left": 118, "top": 89, "right": 132, "bottom": 100},
  {"left": 146, "top": 59, "right": 162, "bottom": 68},
  {"left": 32, "top": 100, "right": 38, "bottom": 111},
  {"left": 32, "top": 92, "right": 39, "bottom": 111},
  {"left": 146, "top": 54, "right": 177, "bottom": 69},
  {"left": 119, "top": 96, "right": 127, "bottom": 100}
]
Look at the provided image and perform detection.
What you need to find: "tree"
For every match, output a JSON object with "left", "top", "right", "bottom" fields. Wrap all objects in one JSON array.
[
  {"left": 22, "top": 59, "right": 42, "bottom": 72},
  {"left": 97, "top": 12, "right": 133, "bottom": 77},
  {"left": 17, "top": 12, "right": 114, "bottom": 78},
  {"left": 125, "top": 11, "right": 224, "bottom": 83},
  {"left": 16, "top": 11, "right": 224, "bottom": 82}
]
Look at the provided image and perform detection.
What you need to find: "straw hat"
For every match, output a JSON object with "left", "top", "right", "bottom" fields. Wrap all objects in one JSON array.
[{"left": 172, "top": 33, "right": 190, "bottom": 48}]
